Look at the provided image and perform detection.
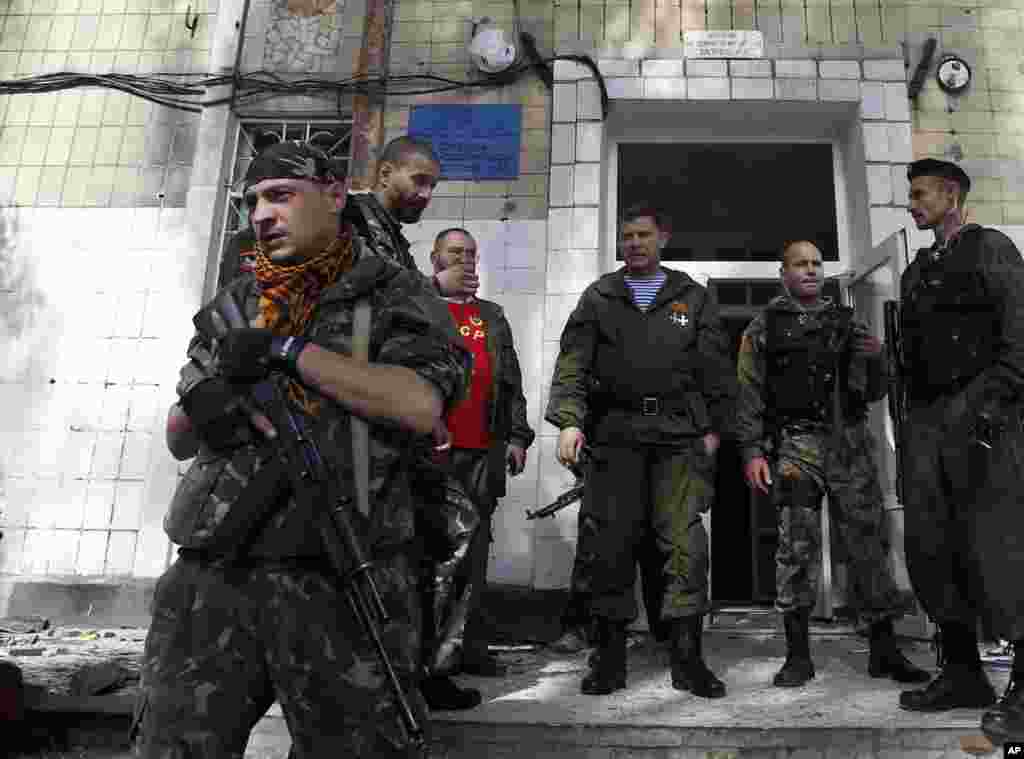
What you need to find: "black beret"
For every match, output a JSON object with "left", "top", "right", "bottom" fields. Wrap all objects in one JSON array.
[{"left": 907, "top": 159, "right": 971, "bottom": 193}]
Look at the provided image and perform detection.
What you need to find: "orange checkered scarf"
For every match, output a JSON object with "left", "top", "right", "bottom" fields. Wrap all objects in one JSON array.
[{"left": 253, "top": 227, "right": 354, "bottom": 414}]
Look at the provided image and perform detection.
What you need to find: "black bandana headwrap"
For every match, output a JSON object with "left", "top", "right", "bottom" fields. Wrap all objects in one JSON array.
[{"left": 243, "top": 141, "right": 340, "bottom": 192}]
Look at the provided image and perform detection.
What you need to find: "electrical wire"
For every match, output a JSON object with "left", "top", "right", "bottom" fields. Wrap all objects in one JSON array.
[{"left": 0, "top": 52, "right": 610, "bottom": 119}]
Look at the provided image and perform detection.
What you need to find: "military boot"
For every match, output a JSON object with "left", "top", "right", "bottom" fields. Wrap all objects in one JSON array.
[
  {"left": 774, "top": 608, "right": 815, "bottom": 687},
  {"left": 982, "top": 645, "right": 1024, "bottom": 745},
  {"left": 420, "top": 673, "right": 482, "bottom": 711},
  {"left": 581, "top": 618, "right": 627, "bottom": 695},
  {"left": 867, "top": 617, "right": 931, "bottom": 683},
  {"left": 899, "top": 623, "right": 995, "bottom": 712},
  {"left": 670, "top": 615, "right": 726, "bottom": 698}
]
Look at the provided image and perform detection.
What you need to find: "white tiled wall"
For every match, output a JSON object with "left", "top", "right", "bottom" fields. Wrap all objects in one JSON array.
[{"left": 0, "top": 206, "right": 205, "bottom": 579}]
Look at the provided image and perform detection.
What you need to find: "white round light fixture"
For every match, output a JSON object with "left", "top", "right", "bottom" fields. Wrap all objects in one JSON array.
[
  {"left": 469, "top": 21, "right": 517, "bottom": 74},
  {"left": 936, "top": 55, "right": 971, "bottom": 95}
]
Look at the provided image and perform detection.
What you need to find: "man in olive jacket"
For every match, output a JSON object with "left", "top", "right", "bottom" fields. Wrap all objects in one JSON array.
[
  {"left": 431, "top": 227, "right": 535, "bottom": 677},
  {"left": 546, "top": 203, "right": 736, "bottom": 698}
]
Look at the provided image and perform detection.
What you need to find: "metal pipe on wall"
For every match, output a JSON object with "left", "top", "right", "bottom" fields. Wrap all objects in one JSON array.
[{"left": 349, "top": 0, "right": 393, "bottom": 190}]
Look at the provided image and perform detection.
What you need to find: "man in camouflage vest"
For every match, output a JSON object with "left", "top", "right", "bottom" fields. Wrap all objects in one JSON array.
[
  {"left": 344, "top": 135, "right": 487, "bottom": 710},
  {"left": 734, "top": 240, "right": 929, "bottom": 688},
  {"left": 140, "top": 141, "right": 470, "bottom": 758}
]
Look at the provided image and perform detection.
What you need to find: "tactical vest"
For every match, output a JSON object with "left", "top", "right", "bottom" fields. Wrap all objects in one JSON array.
[
  {"left": 764, "top": 304, "right": 855, "bottom": 426},
  {"left": 901, "top": 227, "right": 998, "bottom": 402}
]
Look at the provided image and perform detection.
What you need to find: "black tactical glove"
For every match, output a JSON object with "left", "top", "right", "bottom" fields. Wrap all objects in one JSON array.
[
  {"left": 180, "top": 377, "right": 255, "bottom": 450},
  {"left": 217, "top": 328, "right": 307, "bottom": 383}
]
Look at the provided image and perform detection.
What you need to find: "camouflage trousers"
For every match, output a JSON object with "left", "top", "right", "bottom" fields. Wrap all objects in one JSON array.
[
  {"left": 576, "top": 439, "right": 714, "bottom": 622},
  {"left": 771, "top": 422, "right": 914, "bottom": 622},
  {"left": 135, "top": 552, "right": 427, "bottom": 759}
]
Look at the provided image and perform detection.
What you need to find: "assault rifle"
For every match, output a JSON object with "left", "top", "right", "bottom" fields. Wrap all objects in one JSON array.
[
  {"left": 525, "top": 447, "right": 591, "bottom": 520},
  {"left": 882, "top": 300, "right": 906, "bottom": 507},
  {"left": 194, "top": 289, "right": 427, "bottom": 757}
]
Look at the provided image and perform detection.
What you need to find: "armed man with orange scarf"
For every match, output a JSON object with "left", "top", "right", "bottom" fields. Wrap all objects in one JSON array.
[{"left": 143, "top": 141, "right": 471, "bottom": 758}]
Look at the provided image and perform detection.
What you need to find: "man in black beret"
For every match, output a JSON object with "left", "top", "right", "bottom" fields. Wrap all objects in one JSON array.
[{"left": 896, "top": 158, "right": 1024, "bottom": 744}]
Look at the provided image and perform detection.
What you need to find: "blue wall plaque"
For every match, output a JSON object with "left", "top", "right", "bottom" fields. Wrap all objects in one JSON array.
[{"left": 408, "top": 104, "right": 522, "bottom": 180}]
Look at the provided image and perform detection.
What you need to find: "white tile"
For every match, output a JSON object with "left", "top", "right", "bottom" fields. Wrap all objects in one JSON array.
[
  {"left": 544, "top": 294, "right": 583, "bottom": 342},
  {"left": 105, "top": 530, "right": 137, "bottom": 576},
  {"left": 884, "top": 82, "right": 911, "bottom": 122},
  {"left": 606, "top": 77, "right": 644, "bottom": 99},
  {"left": 862, "top": 122, "right": 891, "bottom": 162},
  {"left": 501, "top": 268, "right": 546, "bottom": 294},
  {"left": 686, "top": 59, "right": 728, "bottom": 77},
  {"left": 863, "top": 59, "right": 907, "bottom": 82},
  {"left": 577, "top": 80, "right": 604, "bottom": 120},
  {"left": 572, "top": 207, "right": 600, "bottom": 249},
  {"left": 76, "top": 530, "right": 108, "bottom": 575},
  {"left": 546, "top": 249, "right": 603, "bottom": 295},
  {"left": 111, "top": 480, "right": 145, "bottom": 530},
  {"left": 90, "top": 430, "right": 124, "bottom": 478},
  {"left": 548, "top": 208, "right": 573, "bottom": 250},
  {"left": 552, "top": 82, "right": 578, "bottom": 123},
  {"left": 818, "top": 79, "right": 861, "bottom": 101},
  {"left": 134, "top": 339, "right": 176, "bottom": 386},
  {"left": 644, "top": 77, "right": 687, "bottom": 100},
  {"left": 732, "top": 78, "right": 774, "bottom": 100},
  {"left": 549, "top": 165, "right": 573, "bottom": 208},
  {"left": 867, "top": 164, "right": 894, "bottom": 205},
  {"left": 551, "top": 122, "right": 575, "bottom": 164},
  {"left": 82, "top": 481, "right": 115, "bottom": 529},
  {"left": 61, "top": 430, "right": 97, "bottom": 479},
  {"left": 120, "top": 431, "right": 152, "bottom": 479},
  {"left": 888, "top": 122, "right": 913, "bottom": 163},
  {"left": 775, "top": 59, "right": 817, "bottom": 78},
  {"left": 818, "top": 60, "right": 861, "bottom": 79},
  {"left": 891, "top": 164, "right": 911, "bottom": 208},
  {"left": 21, "top": 529, "right": 52, "bottom": 575},
  {"left": 688, "top": 77, "right": 731, "bottom": 100},
  {"left": 504, "top": 220, "right": 548, "bottom": 269},
  {"left": 575, "top": 122, "right": 603, "bottom": 163},
  {"left": 860, "top": 81, "right": 886, "bottom": 120},
  {"left": 106, "top": 339, "right": 140, "bottom": 385},
  {"left": 642, "top": 58, "right": 684, "bottom": 78},
  {"left": 553, "top": 59, "right": 590, "bottom": 82},
  {"left": 132, "top": 526, "right": 171, "bottom": 577},
  {"left": 573, "top": 163, "right": 602, "bottom": 207},
  {"left": 0, "top": 529, "right": 26, "bottom": 574},
  {"left": 870, "top": 205, "right": 909, "bottom": 248},
  {"left": 48, "top": 529, "right": 78, "bottom": 575},
  {"left": 729, "top": 59, "right": 772, "bottom": 78},
  {"left": 598, "top": 59, "right": 640, "bottom": 77}
]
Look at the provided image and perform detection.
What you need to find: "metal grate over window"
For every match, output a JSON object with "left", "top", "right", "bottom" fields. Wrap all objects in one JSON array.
[{"left": 216, "top": 118, "right": 354, "bottom": 288}]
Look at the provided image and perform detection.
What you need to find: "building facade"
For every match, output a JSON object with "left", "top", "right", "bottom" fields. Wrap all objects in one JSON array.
[{"left": 1, "top": 0, "right": 1023, "bottom": 616}]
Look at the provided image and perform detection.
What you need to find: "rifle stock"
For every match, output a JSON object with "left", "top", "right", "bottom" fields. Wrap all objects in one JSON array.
[
  {"left": 883, "top": 300, "right": 906, "bottom": 508},
  {"left": 194, "top": 291, "right": 428, "bottom": 756}
]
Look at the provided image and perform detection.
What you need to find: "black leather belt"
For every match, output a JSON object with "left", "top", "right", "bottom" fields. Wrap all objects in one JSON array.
[{"left": 609, "top": 396, "right": 690, "bottom": 417}]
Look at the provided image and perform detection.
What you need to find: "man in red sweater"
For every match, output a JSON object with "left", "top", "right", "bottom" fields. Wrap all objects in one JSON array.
[{"left": 431, "top": 228, "right": 536, "bottom": 676}]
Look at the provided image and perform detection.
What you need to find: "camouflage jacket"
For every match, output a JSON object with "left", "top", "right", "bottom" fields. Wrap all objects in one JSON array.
[
  {"left": 169, "top": 234, "right": 471, "bottom": 559},
  {"left": 545, "top": 267, "right": 736, "bottom": 447},
  {"left": 734, "top": 293, "right": 889, "bottom": 465},
  {"left": 342, "top": 191, "right": 419, "bottom": 271}
]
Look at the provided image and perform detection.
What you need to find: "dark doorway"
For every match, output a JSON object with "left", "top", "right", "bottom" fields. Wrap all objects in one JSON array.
[
  {"left": 616, "top": 143, "right": 839, "bottom": 263},
  {"left": 708, "top": 279, "right": 844, "bottom": 606}
]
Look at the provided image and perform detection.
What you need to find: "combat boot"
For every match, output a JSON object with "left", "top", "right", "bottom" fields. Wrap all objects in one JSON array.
[
  {"left": 867, "top": 617, "right": 931, "bottom": 683},
  {"left": 581, "top": 618, "right": 627, "bottom": 695},
  {"left": 899, "top": 622, "right": 995, "bottom": 712},
  {"left": 774, "top": 608, "right": 815, "bottom": 687},
  {"left": 670, "top": 615, "right": 726, "bottom": 698},
  {"left": 982, "top": 646, "right": 1024, "bottom": 745},
  {"left": 420, "top": 674, "right": 482, "bottom": 711}
]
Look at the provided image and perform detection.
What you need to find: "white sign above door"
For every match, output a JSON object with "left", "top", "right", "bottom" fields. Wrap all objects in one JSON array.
[{"left": 684, "top": 30, "right": 765, "bottom": 59}]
